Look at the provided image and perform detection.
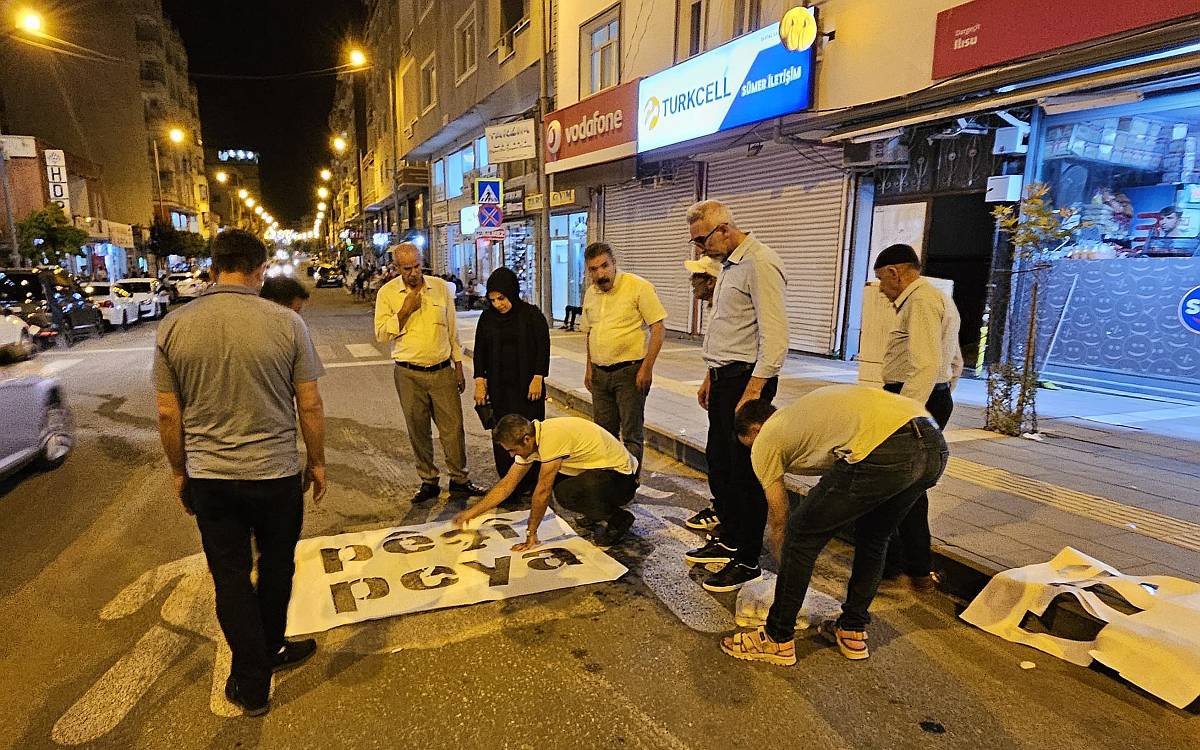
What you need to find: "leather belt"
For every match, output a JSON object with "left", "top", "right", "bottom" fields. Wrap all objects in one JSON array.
[
  {"left": 395, "top": 359, "right": 451, "bottom": 372},
  {"left": 708, "top": 361, "right": 754, "bottom": 381},
  {"left": 885, "top": 381, "right": 951, "bottom": 393},
  {"left": 905, "top": 417, "right": 938, "bottom": 438},
  {"left": 593, "top": 359, "right": 642, "bottom": 373}
]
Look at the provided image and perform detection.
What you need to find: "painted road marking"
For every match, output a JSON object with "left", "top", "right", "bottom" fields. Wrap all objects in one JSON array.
[
  {"left": 943, "top": 428, "right": 1004, "bottom": 444},
  {"left": 39, "top": 358, "right": 83, "bottom": 376},
  {"left": 346, "top": 343, "right": 383, "bottom": 358}
]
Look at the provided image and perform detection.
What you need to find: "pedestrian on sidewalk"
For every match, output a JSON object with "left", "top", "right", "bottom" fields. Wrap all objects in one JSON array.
[
  {"left": 581, "top": 242, "right": 667, "bottom": 473},
  {"left": 473, "top": 267, "right": 551, "bottom": 499},
  {"left": 153, "top": 229, "right": 327, "bottom": 716},
  {"left": 260, "top": 276, "right": 310, "bottom": 313},
  {"left": 453, "top": 415, "right": 639, "bottom": 549},
  {"left": 684, "top": 199, "right": 788, "bottom": 593},
  {"left": 684, "top": 255, "right": 721, "bottom": 308},
  {"left": 874, "top": 243, "right": 962, "bottom": 592},
  {"left": 374, "top": 243, "right": 486, "bottom": 504},
  {"left": 720, "top": 385, "right": 948, "bottom": 666}
]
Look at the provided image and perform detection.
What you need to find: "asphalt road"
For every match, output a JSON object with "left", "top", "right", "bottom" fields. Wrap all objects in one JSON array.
[{"left": 0, "top": 278, "right": 1193, "bottom": 750}]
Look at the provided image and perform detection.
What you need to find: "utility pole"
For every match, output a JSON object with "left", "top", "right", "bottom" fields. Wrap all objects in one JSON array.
[
  {"left": 535, "top": 0, "right": 553, "bottom": 319},
  {"left": 0, "top": 126, "right": 21, "bottom": 266}
]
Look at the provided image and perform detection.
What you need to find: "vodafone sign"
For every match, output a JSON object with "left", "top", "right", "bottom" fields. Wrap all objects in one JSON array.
[{"left": 544, "top": 80, "right": 639, "bottom": 174}]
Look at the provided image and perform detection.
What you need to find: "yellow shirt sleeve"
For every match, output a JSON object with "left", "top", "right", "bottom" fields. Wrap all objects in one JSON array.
[{"left": 636, "top": 276, "right": 668, "bottom": 325}]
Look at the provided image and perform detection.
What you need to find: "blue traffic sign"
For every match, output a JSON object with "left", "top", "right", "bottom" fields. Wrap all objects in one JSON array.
[
  {"left": 474, "top": 178, "right": 503, "bottom": 205},
  {"left": 478, "top": 204, "right": 503, "bottom": 228}
]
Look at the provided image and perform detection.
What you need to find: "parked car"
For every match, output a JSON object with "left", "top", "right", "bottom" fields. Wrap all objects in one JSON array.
[
  {"left": 0, "top": 374, "right": 74, "bottom": 479},
  {"left": 116, "top": 278, "right": 170, "bottom": 319},
  {"left": 166, "top": 272, "right": 208, "bottom": 301},
  {"left": 0, "top": 309, "right": 35, "bottom": 363},
  {"left": 83, "top": 281, "right": 141, "bottom": 329},
  {"left": 314, "top": 265, "right": 344, "bottom": 288},
  {"left": 0, "top": 268, "right": 105, "bottom": 347}
]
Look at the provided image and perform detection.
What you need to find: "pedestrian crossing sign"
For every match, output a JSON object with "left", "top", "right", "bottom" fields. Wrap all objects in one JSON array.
[{"left": 474, "top": 178, "right": 503, "bottom": 205}]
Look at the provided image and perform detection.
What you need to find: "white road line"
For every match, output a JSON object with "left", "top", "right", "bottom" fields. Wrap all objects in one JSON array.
[
  {"left": 325, "top": 360, "right": 394, "bottom": 369},
  {"left": 39, "top": 358, "right": 83, "bottom": 376},
  {"left": 44, "top": 346, "right": 155, "bottom": 355},
  {"left": 346, "top": 343, "right": 383, "bottom": 358}
]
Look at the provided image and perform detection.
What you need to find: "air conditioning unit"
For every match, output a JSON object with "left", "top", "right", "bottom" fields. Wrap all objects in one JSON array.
[{"left": 843, "top": 136, "right": 910, "bottom": 168}]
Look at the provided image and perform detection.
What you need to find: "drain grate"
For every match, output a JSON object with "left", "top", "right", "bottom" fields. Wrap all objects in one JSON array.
[{"left": 946, "top": 457, "right": 1200, "bottom": 553}]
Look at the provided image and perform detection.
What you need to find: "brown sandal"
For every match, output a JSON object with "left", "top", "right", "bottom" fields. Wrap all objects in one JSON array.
[
  {"left": 817, "top": 619, "right": 870, "bottom": 660},
  {"left": 720, "top": 626, "right": 797, "bottom": 666}
]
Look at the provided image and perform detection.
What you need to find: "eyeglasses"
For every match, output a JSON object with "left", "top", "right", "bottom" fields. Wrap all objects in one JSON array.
[{"left": 690, "top": 223, "right": 725, "bottom": 249}]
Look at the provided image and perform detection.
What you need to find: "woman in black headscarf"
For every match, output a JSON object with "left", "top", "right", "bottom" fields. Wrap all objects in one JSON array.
[{"left": 473, "top": 267, "right": 550, "bottom": 496}]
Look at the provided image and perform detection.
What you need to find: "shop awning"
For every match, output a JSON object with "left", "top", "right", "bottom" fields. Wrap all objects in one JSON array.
[{"left": 821, "top": 45, "right": 1200, "bottom": 144}]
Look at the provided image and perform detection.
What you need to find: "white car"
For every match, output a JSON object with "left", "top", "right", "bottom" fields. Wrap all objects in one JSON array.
[
  {"left": 115, "top": 278, "right": 170, "bottom": 320},
  {"left": 0, "top": 309, "right": 35, "bottom": 363},
  {"left": 83, "top": 282, "right": 141, "bottom": 329},
  {"left": 0, "top": 374, "right": 73, "bottom": 479},
  {"left": 167, "top": 272, "right": 208, "bottom": 300}
]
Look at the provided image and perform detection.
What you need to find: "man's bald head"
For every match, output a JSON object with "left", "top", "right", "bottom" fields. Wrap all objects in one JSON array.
[
  {"left": 391, "top": 242, "right": 424, "bottom": 288},
  {"left": 391, "top": 242, "right": 421, "bottom": 265}
]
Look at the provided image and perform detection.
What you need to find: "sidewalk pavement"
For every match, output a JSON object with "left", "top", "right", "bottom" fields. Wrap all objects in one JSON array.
[{"left": 450, "top": 312, "right": 1200, "bottom": 584}]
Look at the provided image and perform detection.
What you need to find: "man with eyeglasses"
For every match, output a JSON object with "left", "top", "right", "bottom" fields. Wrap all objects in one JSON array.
[{"left": 683, "top": 199, "right": 788, "bottom": 593}]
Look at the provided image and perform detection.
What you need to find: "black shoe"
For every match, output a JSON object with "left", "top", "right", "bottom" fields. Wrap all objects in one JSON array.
[
  {"left": 411, "top": 482, "right": 440, "bottom": 503},
  {"left": 684, "top": 537, "right": 736, "bottom": 565},
  {"left": 702, "top": 561, "right": 761, "bottom": 593},
  {"left": 685, "top": 506, "right": 720, "bottom": 531},
  {"left": 595, "top": 508, "right": 635, "bottom": 548},
  {"left": 225, "top": 676, "right": 269, "bottom": 717},
  {"left": 271, "top": 638, "right": 316, "bottom": 672},
  {"left": 448, "top": 480, "right": 487, "bottom": 497}
]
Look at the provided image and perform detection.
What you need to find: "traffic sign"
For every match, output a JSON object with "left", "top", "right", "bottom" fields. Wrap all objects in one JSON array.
[
  {"left": 474, "top": 177, "right": 503, "bottom": 205},
  {"left": 478, "top": 204, "right": 503, "bottom": 228}
]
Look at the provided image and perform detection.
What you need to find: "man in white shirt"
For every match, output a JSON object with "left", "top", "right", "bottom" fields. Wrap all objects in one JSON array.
[
  {"left": 874, "top": 244, "right": 962, "bottom": 591},
  {"left": 581, "top": 242, "right": 667, "bottom": 472},
  {"left": 719, "top": 386, "right": 948, "bottom": 666},
  {"left": 374, "top": 243, "right": 486, "bottom": 504},
  {"left": 454, "top": 415, "right": 639, "bottom": 549}
]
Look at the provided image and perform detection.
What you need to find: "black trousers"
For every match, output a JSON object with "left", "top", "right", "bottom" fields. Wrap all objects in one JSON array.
[
  {"left": 707, "top": 367, "right": 778, "bottom": 565},
  {"left": 881, "top": 383, "right": 954, "bottom": 577},
  {"left": 189, "top": 474, "right": 304, "bottom": 692},
  {"left": 489, "top": 379, "right": 545, "bottom": 495},
  {"left": 553, "top": 469, "right": 637, "bottom": 523}
]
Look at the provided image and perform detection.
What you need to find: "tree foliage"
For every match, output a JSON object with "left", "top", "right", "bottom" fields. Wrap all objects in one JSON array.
[
  {"left": 16, "top": 203, "right": 89, "bottom": 264},
  {"left": 149, "top": 219, "right": 208, "bottom": 259}
]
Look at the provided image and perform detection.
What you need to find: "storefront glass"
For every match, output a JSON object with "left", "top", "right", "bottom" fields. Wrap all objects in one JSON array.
[
  {"left": 1035, "top": 92, "right": 1200, "bottom": 399},
  {"left": 550, "top": 211, "right": 588, "bottom": 320}
]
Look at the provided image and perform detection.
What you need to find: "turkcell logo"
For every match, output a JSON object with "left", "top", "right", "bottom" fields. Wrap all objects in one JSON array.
[
  {"left": 1180, "top": 285, "right": 1200, "bottom": 334},
  {"left": 637, "top": 21, "right": 814, "bottom": 153}
]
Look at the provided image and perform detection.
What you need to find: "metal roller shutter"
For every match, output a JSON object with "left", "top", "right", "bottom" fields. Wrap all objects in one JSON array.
[
  {"left": 601, "top": 164, "right": 699, "bottom": 335},
  {"left": 705, "top": 143, "right": 849, "bottom": 355}
]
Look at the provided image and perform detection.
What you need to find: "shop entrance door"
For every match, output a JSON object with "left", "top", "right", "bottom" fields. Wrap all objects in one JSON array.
[{"left": 925, "top": 193, "right": 995, "bottom": 369}]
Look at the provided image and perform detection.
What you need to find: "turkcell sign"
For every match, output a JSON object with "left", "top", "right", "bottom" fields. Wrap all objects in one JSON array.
[{"left": 637, "top": 21, "right": 814, "bottom": 153}]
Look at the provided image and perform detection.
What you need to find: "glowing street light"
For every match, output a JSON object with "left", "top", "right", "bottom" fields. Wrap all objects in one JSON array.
[
  {"left": 254, "top": 205, "right": 264, "bottom": 215},
  {"left": 237, "top": 188, "right": 249, "bottom": 200},
  {"left": 331, "top": 136, "right": 347, "bottom": 154},
  {"left": 215, "top": 171, "right": 228, "bottom": 184},
  {"left": 317, "top": 186, "right": 330, "bottom": 199},
  {"left": 16, "top": 8, "right": 43, "bottom": 33},
  {"left": 348, "top": 48, "right": 367, "bottom": 68},
  {"left": 245, "top": 197, "right": 255, "bottom": 208},
  {"left": 168, "top": 127, "right": 186, "bottom": 144},
  {"left": 319, "top": 168, "right": 332, "bottom": 181}
]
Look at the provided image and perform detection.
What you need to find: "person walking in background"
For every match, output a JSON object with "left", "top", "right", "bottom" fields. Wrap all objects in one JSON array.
[
  {"left": 374, "top": 243, "right": 486, "bottom": 504},
  {"left": 719, "top": 387, "right": 948, "bottom": 665},
  {"left": 581, "top": 242, "right": 667, "bottom": 474},
  {"left": 153, "top": 229, "right": 327, "bottom": 716},
  {"left": 874, "top": 243, "right": 962, "bottom": 591},
  {"left": 681, "top": 254, "right": 722, "bottom": 532},
  {"left": 684, "top": 199, "right": 788, "bottom": 593},
  {"left": 260, "top": 276, "right": 311, "bottom": 313},
  {"left": 473, "top": 267, "right": 551, "bottom": 500}
]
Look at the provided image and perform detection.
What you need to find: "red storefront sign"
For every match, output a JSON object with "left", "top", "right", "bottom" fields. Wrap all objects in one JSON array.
[
  {"left": 544, "top": 80, "right": 640, "bottom": 173},
  {"left": 932, "top": 0, "right": 1200, "bottom": 80}
]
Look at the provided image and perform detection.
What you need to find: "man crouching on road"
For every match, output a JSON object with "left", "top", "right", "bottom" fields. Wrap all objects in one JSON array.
[
  {"left": 719, "top": 385, "right": 948, "bottom": 665},
  {"left": 454, "top": 414, "right": 639, "bottom": 549}
]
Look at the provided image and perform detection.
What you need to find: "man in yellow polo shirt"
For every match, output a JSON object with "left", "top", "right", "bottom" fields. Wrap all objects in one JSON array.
[
  {"left": 454, "top": 414, "right": 639, "bottom": 549},
  {"left": 719, "top": 385, "right": 948, "bottom": 666},
  {"left": 375, "top": 243, "right": 486, "bottom": 504},
  {"left": 581, "top": 242, "right": 667, "bottom": 472}
]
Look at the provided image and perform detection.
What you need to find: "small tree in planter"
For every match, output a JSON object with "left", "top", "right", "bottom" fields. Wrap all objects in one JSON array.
[
  {"left": 17, "top": 203, "right": 89, "bottom": 266},
  {"left": 987, "top": 183, "right": 1078, "bottom": 436}
]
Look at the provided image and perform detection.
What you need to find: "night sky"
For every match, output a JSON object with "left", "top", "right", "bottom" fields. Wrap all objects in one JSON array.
[{"left": 162, "top": 0, "right": 366, "bottom": 226}]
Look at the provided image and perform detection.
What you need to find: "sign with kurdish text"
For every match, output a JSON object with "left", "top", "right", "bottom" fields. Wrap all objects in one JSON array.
[
  {"left": 286, "top": 511, "right": 627, "bottom": 635},
  {"left": 637, "top": 19, "right": 814, "bottom": 153}
]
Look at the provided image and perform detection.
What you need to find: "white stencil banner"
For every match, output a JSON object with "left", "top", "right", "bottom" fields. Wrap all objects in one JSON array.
[{"left": 287, "top": 510, "right": 628, "bottom": 635}]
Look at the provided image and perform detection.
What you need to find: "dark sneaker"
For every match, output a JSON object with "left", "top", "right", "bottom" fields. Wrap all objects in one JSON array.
[
  {"left": 595, "top": 508, "right": 635, "bottom": 548},
  {"left": 908, "top": 573, "right": 938, "bottom": 593},
  {"left": 684, "top": 537, "right": 736, "bottom": 565},
  {"left": 272, "top": 638, "right": 316, "bottom": 672},
  {"left": 411, "top": 482, "right": 440, "bottom": 503},
  {"left": 224, "top": 676, "right": 269, "bottom": 717},
  {"left": 702, "top": 561, "right": 761, "bottom": 593},
  {"left": 685, "top": 506, "right": 720, "bottom": 531},
  {"left": 448, "top": 480, "right": 487, "bottom": 497}
]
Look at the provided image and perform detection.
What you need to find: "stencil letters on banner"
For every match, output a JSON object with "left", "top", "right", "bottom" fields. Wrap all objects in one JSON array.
[
  {"left": 321, "top": 544, "right": 372, "bottom": 574},
  {"left": 462, "top": 556, "right": 513, "bottom": 587},
  {"left": 523, "top": 547, "right": 584, "bottom": 571},
  {"left": 330, "top": 577, "right": 391, "bottom": 614}
]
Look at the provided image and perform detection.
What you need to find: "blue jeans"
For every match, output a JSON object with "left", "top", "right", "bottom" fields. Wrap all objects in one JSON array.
[{"left": 765, "top": 420, "right": 949, "bottom": 642}]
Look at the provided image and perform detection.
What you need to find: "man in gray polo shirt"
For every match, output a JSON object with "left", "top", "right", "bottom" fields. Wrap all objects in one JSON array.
[{"left": 154, "top": 229, "right": 327, "bottom": 717}]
